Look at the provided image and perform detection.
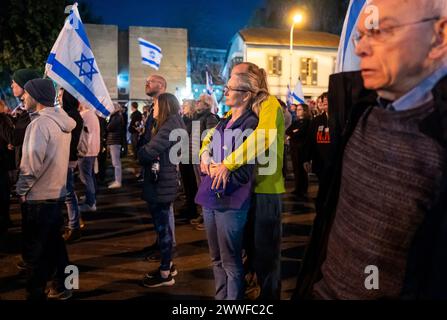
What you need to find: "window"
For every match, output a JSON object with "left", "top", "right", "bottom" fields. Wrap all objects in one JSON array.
[
  {"left": 230, "top": 57, "right": 244, "bottom": 74},
  {"left": 268, "top": 56, "right": 282, "bottom": 76},
  {"left": 300, "top": 58, "right": 318, "bottom": 86}
]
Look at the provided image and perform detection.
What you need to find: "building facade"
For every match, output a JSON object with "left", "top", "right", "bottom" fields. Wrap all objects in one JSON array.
[
  {"left": 223, "top": 28, "right": 340, "bottom": 100},
  {"left": 84, "top": 24, "right": 188, "bottom": 103}
]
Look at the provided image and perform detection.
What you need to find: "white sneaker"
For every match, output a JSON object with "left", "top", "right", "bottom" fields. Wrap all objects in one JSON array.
[
  {"left": 108, "top": 181, "right": 122, "bottom": 189},
  {"left": 79, "top": 203, "right": 97, "bottom": 212}
]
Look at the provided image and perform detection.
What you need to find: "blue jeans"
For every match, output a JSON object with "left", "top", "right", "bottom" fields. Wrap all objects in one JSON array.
[
  {"left": 109, "top": 145, "right": 122, "bottom": 184},
  {"left": 65, "top": 167, "right": 80, "bottom": 229},
  {"left": 147, "top": 202, "right": 173, "bottom": 271},
  {"left": 203, "top": 207, "right": 248, "bottom": 300},
  {"left": 78, "top": 156, "right": 96, "bottom": 206},
  {"left": 169, "top": 204, "right": 176, "bottom": 247}
]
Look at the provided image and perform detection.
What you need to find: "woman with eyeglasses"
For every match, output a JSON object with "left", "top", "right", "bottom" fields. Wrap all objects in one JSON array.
[
  {"left": 138, "top": 93, "right": 185, "bottom": 288},
  {"left": 195, "top": 72, "right": 263, "bottom": 300}
]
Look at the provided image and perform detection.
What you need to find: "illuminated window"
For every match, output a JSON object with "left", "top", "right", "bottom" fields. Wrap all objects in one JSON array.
[
  {"left": 268, "top": 56, "right": 282, "bottom": 76},
  {"left": 300, "top": 58, "right": 318, "bottom": 86}
]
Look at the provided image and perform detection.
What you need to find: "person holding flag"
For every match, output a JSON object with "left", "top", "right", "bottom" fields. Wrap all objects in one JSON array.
[{"left": 45, "top": 3, "right": 114, "bottom": 118}]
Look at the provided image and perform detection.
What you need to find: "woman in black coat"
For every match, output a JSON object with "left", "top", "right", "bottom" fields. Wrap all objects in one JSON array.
[
  {"left": 138, "top": 93, "right": 186, "bottom": 287},
  {"left": 286, "top": 103, "right": 311, "bottom": 198},
  {"left": 106, "top": 104, "right": 125, "bottom": 189}
]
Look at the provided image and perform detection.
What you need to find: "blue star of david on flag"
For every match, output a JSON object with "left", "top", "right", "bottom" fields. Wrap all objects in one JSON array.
[{"left": 75, "top": 53, "right": 98, "bottom": 81}]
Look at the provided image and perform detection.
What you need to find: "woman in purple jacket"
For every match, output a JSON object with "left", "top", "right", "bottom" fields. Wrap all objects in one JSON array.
[{"left": 195, "top": 72, "right": 268, "bottom": 299}]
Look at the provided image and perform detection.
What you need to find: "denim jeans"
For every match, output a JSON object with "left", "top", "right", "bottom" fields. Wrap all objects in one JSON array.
[
  {"left": 147, "top": 202, "right": 173, "bottom": 271},
  {"left": 253, "top": 194, "right": 282, "bottom": 300},
  {"left": 65, "top": 166, "right": 80, "bottom": 229},
  {"left": 169, "top": 204, "right": 176, "bottom": 247},
  {"left": 203, "top": 207, "right": 248, "bottom": 300},
  {"left": 78, "top": 156, "right": 96, "bottom": 206},
  {"left": 109, "top": 145, "right": 122, "bottom": 184},
  {"left": 21, "top": 200, "right": 70, "bottom": 300}
]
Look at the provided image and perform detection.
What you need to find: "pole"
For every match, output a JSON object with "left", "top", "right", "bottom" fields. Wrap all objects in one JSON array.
[{"left": 289, "top": 22, "right": 295, "bottom": 89}]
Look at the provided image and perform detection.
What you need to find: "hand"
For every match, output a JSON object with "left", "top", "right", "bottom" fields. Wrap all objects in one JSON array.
[
  {"left": 303, "top": 162, "right": 312, "bottom": 173},
  {"left": 200, "top": 151, "right": 211, "bottom": 176},
  {"left": 7, "top": 144, "right": 14, "bottom": 151},
  {"left": 209, "top": 162, "right": 219, "bottom": 179},
  {"left": 293, "top": 129, "right": 299, "bottom": 133},
  {"left": 211, "top": 164, "right": 230, "bottom": 190},
  {"left": 19, "top": 196, "right": 26, "bottom": 204}
]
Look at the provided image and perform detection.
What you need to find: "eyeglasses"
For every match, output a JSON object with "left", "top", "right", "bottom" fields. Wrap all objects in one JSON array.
[
  {"left": 146, "top": 79, "right": 160, "bottom": 85},
  {"left": 223, "top": 85, "right": 250, "bottom": 94},
  {"left": 352, "top": 16, "right": 440, "bottom": 48}
]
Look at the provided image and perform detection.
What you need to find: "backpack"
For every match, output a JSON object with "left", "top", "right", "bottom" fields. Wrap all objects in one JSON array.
[{"left": 77, "top": 125, "right": 90, "bottom": 157}]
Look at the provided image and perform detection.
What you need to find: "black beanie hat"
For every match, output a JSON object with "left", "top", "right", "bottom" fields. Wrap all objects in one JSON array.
[
  {"left": 24, "top": 79, "right": 56, "bottom": 107},
  {"left": 12, "top": 69, "right": 41, "bottom": 89}
]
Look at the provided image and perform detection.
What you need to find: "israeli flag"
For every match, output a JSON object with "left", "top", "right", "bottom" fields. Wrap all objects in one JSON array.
[
  {"left": 45, "top": 3, "right": 113, "bottom": 117},
  {"left": 286, "top": 85, "right": 293, "bottom": 107},
  {"left": 139, "top": 38, "right": 163, "bottom": 70},
  {"left": 292, "top": 79, "right": 305, "bottom": 105},
  {"left": 206, "top": 70, "right": 214, "bottom": 95},
  {"left": 335, "top": 0, "right": 367, "bottom": 73}
]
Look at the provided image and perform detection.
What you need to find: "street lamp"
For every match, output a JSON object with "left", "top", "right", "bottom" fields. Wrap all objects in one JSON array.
[{"left": 290, "top": 13, "right": 303, "bottom": 88}]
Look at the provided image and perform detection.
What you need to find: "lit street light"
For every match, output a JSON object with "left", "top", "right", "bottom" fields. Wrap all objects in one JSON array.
[{"left": 290, "top": 13, "right": 304, "bottom": 88}]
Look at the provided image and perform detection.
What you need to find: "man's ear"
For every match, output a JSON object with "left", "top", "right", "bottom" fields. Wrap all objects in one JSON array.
[{"left": 429, "top": 18, "right": 447, "bottom": 60}]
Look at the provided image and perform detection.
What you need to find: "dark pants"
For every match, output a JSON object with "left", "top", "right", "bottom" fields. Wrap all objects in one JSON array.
[
  {"left": 253, "top": 194, "right": 282, "bottom": 300},
  {"left": 179, "top": 163, "right": 198, "bottom": 218},
  {"left": 97, "top": 149, "right": 108, "bottom": 183},
  {"left": 131, "top": 133, "right": 139, "bottom": 160},
  {"left": 290, "top": 144, "right": 308, "bottom": 196},
  {"left": 0, "top": 170, "right": 10, "bottom": 231},
  {"left": 147, "top": 202, "right": 173, "bottom": 271},
  {"left": 21, "top": 200, "right": 70, "bottom": 300}
]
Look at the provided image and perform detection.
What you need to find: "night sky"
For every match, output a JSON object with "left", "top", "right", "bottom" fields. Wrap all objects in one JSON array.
[{"left": 83, "top": 0, "right": 265, "bottom": 49}]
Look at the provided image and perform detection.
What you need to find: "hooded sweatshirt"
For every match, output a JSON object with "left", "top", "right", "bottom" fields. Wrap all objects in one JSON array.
[{"left": 17, "top": 107, "right": 76, "bottom": 201}]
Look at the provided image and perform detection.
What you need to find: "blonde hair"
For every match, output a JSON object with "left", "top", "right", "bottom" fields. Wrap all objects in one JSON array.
[
  {"left": 233, "top": 62, "right": 269, "bottom": 91},
  {"left": 182, "top": 99, "right": 196, "bottom": 117},
  {"left": 233, "top": 72, "right": 269, "bottom": 116}
]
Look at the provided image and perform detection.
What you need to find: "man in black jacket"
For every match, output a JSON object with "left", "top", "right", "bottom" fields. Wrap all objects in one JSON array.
[
  {"left": 10, "top": 69, "right": 40, "bottom": 170},
  {"left": 294, "top": 0, "right": 447, "bottom": 299},
  {"left": 129, "top": 102, "right": 142, "bottom": 159}
]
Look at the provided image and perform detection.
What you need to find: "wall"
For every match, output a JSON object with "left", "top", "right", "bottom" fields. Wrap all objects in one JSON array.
[
  {"left": 84, "top": 24, "right": 118, "bottom": 99},
  {"left": 129, "top": 27, "right": 188, "bottom": 100}
]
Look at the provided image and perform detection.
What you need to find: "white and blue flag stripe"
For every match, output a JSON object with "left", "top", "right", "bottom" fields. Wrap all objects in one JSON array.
[
  {"left": 292, "top": 79, "right": 305, "bottom": 105},
  {"left": 336, "top": 0, "right": 367, "bottom": 73},
  {"left": 45, "top": 3, "right": 113, "bottom": 117},
  {"left": 139, "top": 38, "right": 163, "bottom": 70},
  {"left": 206, "top": 71, "right": 214, "bottom": 95}
]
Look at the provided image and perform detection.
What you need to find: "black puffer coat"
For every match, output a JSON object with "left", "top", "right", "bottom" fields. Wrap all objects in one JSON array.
[
  {"left": 106, "top": 112, "right": 124, "bottom": 146},
  {"left": 138, "top": 114, "right": 186, "bottom": 204}
]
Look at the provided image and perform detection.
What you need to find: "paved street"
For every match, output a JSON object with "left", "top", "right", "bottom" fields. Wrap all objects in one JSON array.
[{"left": 0, "top": 156, "right": 316, "bottom": 300}]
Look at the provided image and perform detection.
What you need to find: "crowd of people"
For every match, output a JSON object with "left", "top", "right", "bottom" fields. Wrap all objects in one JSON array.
[{"left": 1, "top": 0, "right": 447, "bottom": 301}]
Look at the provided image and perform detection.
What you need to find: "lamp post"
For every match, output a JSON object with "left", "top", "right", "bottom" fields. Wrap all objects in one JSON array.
[{"left": 290, "top": 14, "right": 303, "bottom": 88}]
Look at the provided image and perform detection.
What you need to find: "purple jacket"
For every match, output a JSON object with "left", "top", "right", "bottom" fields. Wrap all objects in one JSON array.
[{"left": 195, "top": 110, "right": 258, "bottom": 210}]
